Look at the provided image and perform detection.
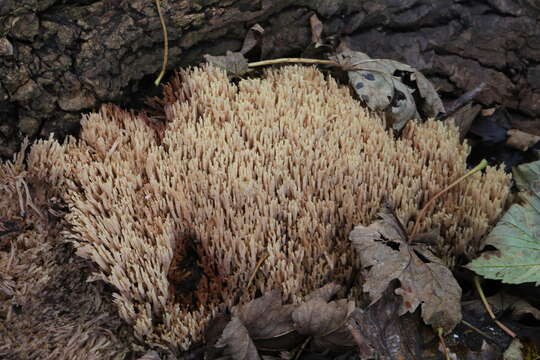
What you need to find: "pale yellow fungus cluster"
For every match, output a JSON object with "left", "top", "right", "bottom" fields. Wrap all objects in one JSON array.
[{"left": 1, "top": 65, "right": 510, "bottom": 351}]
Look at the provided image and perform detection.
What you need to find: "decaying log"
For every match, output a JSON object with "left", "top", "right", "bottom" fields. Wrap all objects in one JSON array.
[{"left": 1, "top": 0, "right": 539, "bottom": 158}]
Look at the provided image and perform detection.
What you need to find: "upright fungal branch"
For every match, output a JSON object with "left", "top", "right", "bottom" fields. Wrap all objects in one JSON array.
[{"left": 18, "top": 65, "right": 510, "bottom": 350}]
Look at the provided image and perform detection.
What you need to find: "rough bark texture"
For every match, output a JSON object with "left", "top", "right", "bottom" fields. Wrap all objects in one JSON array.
[{"left": 0, "top": 0, "right": 539, "bottom": 158}]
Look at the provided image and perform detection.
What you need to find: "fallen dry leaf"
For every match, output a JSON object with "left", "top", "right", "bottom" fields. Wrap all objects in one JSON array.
[
  {"left": 215, "top": 316, "right": 261, "bottom": 360},
  {"left": 505, "top": 129, "right": 540, "bottom": 151},
  {"left": 330, "top": 49, "right": 444, "bottom": 132},
  {"left": 447, "top": 103, "right": 482, "bottom": 142},
  {"left": 292, "top": 284, "right": 356, "bottom": 352},
  {"left": 349, "top": 204, "right": 462, "bottom": 332},
  {"left": 240, "top": 24, "right": 264, "bottom": 55},
  {"left": 304, "top": 282, "right": 342, "bottom": 302},
  {"left": 212, "top": 290, "right": 304, "bottom": 354},
  {"left": 204, "top": 51, "right": 249, "bottom": 77},
  {"left": 309, "top": 14, "right": 324, "bottom": 47},
  {"left": 348, "top": 281, "right": 424, "bottom": 360},
  {"left": 463, "top": 292, "right": 540, "bottom": 322},
  {"left": 232, "top": 290, "right": 295, "bottom": 339}
]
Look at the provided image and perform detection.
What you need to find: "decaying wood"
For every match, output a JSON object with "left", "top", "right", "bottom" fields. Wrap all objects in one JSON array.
[{"left": 0, "top": 0, "right": 539, "bottom": 158}]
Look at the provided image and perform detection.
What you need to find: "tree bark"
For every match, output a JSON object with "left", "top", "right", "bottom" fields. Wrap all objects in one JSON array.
[{"left": 1, "top": 0, "right": 539, "bottom": 158}]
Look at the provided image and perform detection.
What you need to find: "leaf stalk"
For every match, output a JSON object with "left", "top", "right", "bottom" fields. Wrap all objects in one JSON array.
[{"left": 410, "top": 159, "right": 488, "bottom": 239}]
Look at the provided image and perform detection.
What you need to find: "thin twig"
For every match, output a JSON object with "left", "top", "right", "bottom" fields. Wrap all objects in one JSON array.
[
  {"left": 246, "top": 254, "right": 269, "bottom": 290},
  {"left": 248, "top": 57, "right": 392, "bottom": 73},
  {"left": 248, "top": 58, "right": 335, "bottom": 68},
  {"left": 154, "top": 0, "right": 168, "bottom": 86},
  {"left": 461, "top": 319, "right": 497, "bottom": 344},
  {"left": 409, "top": 159, "right": 488, "bottom": 239},
  {"left": 473, "top": 276, "right": 516, "bottom": 338},
  {"left": 440, "top": 82, "right": 486, "bottom": 120},
  {"left": 235, "top": 254, "right": 269, "bottom": 304},
  {"left": 294, "top": 336, "right": 311, "bottom": 360},
  {"left": 437, "top": 327, "right": 451, "bottom": 360}
]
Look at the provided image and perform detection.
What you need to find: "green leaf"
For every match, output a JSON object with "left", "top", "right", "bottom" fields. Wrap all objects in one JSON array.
[{"left": 467, "top": 159, "right": 540, "bottom": 285}]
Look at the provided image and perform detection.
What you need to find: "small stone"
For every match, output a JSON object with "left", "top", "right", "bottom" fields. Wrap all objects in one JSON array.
[
  {"left": 0, "top": 38, "right": 14, "bottom": 56},
  {"left": 18, "top": 116, "right": 41, "bottom": 136}
]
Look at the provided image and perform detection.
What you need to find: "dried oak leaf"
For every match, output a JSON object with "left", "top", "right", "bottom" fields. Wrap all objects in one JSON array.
[
  {"left": 349, "top": 205, "right": 462, "bottom": 332},
  {"left": 291, "top": 284, "right": 356, "bottom": 352},
  {"left": 231, "top": 290, "right": 302, "bottom": 351},
  {"left": 215, "top": 316, "right": 261, "bottom": 360},
  {"left": 204, "top": 51, "right": 249, "bottom": 77}
]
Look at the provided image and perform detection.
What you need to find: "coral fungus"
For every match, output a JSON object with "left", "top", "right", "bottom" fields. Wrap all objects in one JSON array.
[{"left": 8, "top": 65, "right": 509, "bottom": 350}]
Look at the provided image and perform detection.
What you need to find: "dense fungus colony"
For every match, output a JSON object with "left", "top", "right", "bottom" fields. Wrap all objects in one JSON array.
[
  {"left": 0, "top": 141, "right": 131, "bottom": 359},
  {"left": 1, "top": 65, "right": 509, "bottom": 351}
]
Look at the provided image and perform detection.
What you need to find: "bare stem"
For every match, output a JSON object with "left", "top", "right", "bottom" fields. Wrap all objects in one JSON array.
[
  {"left": 246, "top": 254, "right": 269, "bottom": 290},
  {"left": 154, "top": 0, "right": 169, "bottom": 86},
  {"left": 248, "top": 58, "right": 335, "bottom": 67},
  {"left": 474, "top": 276, "right": 516, "bottom": 338},
  {"left": 461, "top": 320, "right": 497, "bottom": 343},
  {"left": 236, "top": 254, "right": 269, "bottom": 304},
  {"left": 437, "top": 328, "right": 451, "bottom": 360},
  {"left": 410, "top": 159, "right": 488, "bottom": 239}
]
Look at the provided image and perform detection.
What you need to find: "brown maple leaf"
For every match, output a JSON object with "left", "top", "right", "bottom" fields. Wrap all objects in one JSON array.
[{"left": 349, "top": 204, "right": 462, "bottom": 332}]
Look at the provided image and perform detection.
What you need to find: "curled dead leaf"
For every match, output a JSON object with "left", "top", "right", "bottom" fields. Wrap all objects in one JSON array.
[
  {"left": 240, "top": 24, "right": 264, "bottom": 55},
  {"left": 330, "top": 49, "right": 444, "bottom": 132},
  {"left": 309, "top": 14, "right": 324, "bottom": 47}
]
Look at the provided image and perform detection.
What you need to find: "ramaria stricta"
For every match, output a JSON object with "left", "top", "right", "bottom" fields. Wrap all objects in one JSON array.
[{"left": 1, "top": 65, "right": 510, "bottom": 350}]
